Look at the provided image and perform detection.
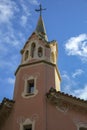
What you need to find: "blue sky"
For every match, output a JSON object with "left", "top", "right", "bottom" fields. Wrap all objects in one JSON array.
[{"left": 0, "top": 0, "right": 87, "bottom": 101}]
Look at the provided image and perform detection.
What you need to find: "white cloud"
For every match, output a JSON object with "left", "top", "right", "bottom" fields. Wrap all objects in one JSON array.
[
  {"left": 29, "top": 0, "right": 39, "bottom": 5},
  {"left": 0, "top": 0, "right": 39, "bottom": 72},
  {"left": 0, "top": 29, "right": 22, "bottom": 49},
  {"left": 61, "top": 71, "right": 87, "bottom": 100},
  {"left": 0, "top": 0, "right": 38, "bottom": 48},
  {"left": 72, "top": 69, "right": 84, "bottom": 78},
  {"left": 20, "top": 0, "right": 31, "bottom": 16},
  {"left": 73, "top": 85, "right": 87, "bottom": 100},
  {"left": 21, "top": 15, "right": 28, "bottom": 27},
  {"left": 65, "top": 34, "right": 87, "bottom": 62},
  {"left": 7, "top": 77, "right": 15, "bottom": 84},
  {"left": 19, "top": 0, "right": 39, "bottom": 23},
  {"left": 0, "top": 0, "right": 39, "bottom": 100},
  {"left": 0, "top": 0, "right": 38, "bottom": 27},
  {"left": 0, "top": 1, "right": 22, "bottom": 49},
  {"left": 0, "top": 53, "right": 20, "bottom": 74},
  {"left": 19, "top": 0, "right": 36, "bottom": 27},
  {"left": 0, "top": 43, "right": 8, "bottom": 54},
  {"left": 0, "top": 0, "right": 18, "bottom": 24},
  {"left": 61, "top": 71, "right": 77, "bottom": 93}
]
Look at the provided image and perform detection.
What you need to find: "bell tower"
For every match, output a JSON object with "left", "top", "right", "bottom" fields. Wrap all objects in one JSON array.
[{"left": 12, "top": 4, "right": 61, "bottom": 130}]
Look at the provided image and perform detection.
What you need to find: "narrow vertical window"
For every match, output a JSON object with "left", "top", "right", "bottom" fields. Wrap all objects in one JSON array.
[
  {"left": 38, "top": 47, "right": 43, "bottom": 57},
  {"left": 23, "top": 124, "right": 32, "bottom": 130},
  {"left": 25, "top": 50, "right": 29, "bottom": 61},
  {"left": 31, "top": 43, "right": 36, "bottom": 58},
  {"left": 27, "top": 79, "right": 34, "bottom": 94}
]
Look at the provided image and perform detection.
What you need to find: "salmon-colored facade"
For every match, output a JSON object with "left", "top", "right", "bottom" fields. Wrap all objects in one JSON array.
[{"left": 0, "top": 12, "right": 87, "bottom": 130}]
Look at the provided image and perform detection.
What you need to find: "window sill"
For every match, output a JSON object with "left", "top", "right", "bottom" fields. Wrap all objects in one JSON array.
[
  {"left": 22, "top": 90, "right": 38, "bottom": 99},
  {"left": 25, "top": 93, "right": 34, "bottom": 96}
]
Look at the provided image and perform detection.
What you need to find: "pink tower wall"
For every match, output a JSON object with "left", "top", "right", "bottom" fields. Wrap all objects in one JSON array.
[
  {"left": 1, "top": 62, "right": 57, "bottom": 130},
  {"left": 47, "top": 102, "right": 87, "bottom": 130}
]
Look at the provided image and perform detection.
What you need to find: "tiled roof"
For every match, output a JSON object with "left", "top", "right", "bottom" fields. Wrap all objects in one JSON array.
[{"left": 46, "top": 88, "right": 87, "bottom": 113}]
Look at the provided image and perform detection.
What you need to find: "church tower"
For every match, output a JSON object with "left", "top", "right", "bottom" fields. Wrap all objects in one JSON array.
[
  {"left": 1, "top": 5, "right": 87, "bottom": 130},
  {"left": 3, "top": 5, "right": 61, "bottom": 130}
]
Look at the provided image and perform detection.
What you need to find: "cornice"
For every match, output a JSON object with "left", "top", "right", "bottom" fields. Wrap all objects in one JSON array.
[
  {"left": 46, "top": 88, "right": 87, "bottom": 113},
  {"left": 15, "top": 60, "right": 61, "bottom": 81}
]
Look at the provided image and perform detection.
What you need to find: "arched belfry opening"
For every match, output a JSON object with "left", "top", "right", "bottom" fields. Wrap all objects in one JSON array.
[
  {"left": 31, "top": 43, "right": 36, "bottom": 58},
  {"left": 38, "top": 47, "right": 43, "bottom": 57},
  {"left": 25, "top": 50, "right": 29, "bottom": 61}
]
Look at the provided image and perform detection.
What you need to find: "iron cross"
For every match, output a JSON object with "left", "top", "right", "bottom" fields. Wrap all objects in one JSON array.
[{"left": 35, "top": 4, "right": 46, "bottom": 16}]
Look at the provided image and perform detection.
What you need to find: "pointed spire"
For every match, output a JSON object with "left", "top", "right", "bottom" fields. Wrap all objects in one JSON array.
[
  {"left": 35, "top": 4, "right": 48, "bottom": 41},
  {"left": 35, "top": 15, "right": 48, "bottom": 41}
]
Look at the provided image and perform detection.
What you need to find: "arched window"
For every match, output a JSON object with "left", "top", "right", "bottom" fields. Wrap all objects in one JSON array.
[
  {"left": 38, "top": 47, "right": 43, "bottom": 57},
  {"left": 25, "top": 50, "right": 29, "bottom": 61},
  {"left": 31, "top": 43, "right": 36, "bottom": 58}
]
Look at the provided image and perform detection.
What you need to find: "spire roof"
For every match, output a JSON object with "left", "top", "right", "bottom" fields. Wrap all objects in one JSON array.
[
  {"left": 35, "top": 15, "right": 48, "bottom": 41},
  {"left": 35, "top": 4, "right": 48, "bottom": 41}
]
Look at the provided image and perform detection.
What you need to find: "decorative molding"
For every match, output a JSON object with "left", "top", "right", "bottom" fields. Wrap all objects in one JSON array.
[
  {"left": 22, "top": 39, "right": 45, "bottom": 64},
  {"left": 22, "top": 74, "right": 29, "bottom": 81},
  {"left": 22, "top": 74, "right": 39, "bottom": 99},
  {"left": 22, "top": 73, "right": 40, "bottom": 81},
  {"left": 73, "top": 120, "right": 87, "bottom": 130},
  {"left": 17, "top": 116, "right": 26, "bottom": 124},
  {"left": 19, "top": 117, "right": 35, "bottom": 130},
  {"left": 47, "top": 88, "right": 87, "bottom": 114},
  {"left": 17, "top": 114, "right": 39, "bottom": 124},
  {"left": 15, "top": 60, "right": 57, "bottom": 75},
  {"left": 31, "top": 114, "right": 39, "bottom": 121},
  {"left": 18, "top": 114, "right": 39, "bottom": 130},
  {"left": 56, "top": 102, "right": 69, "bottom": 113}
]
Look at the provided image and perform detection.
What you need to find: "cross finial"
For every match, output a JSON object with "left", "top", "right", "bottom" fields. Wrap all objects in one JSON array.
[{"left": 35, "top": 4, "right": 46, "bottom": 16}]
